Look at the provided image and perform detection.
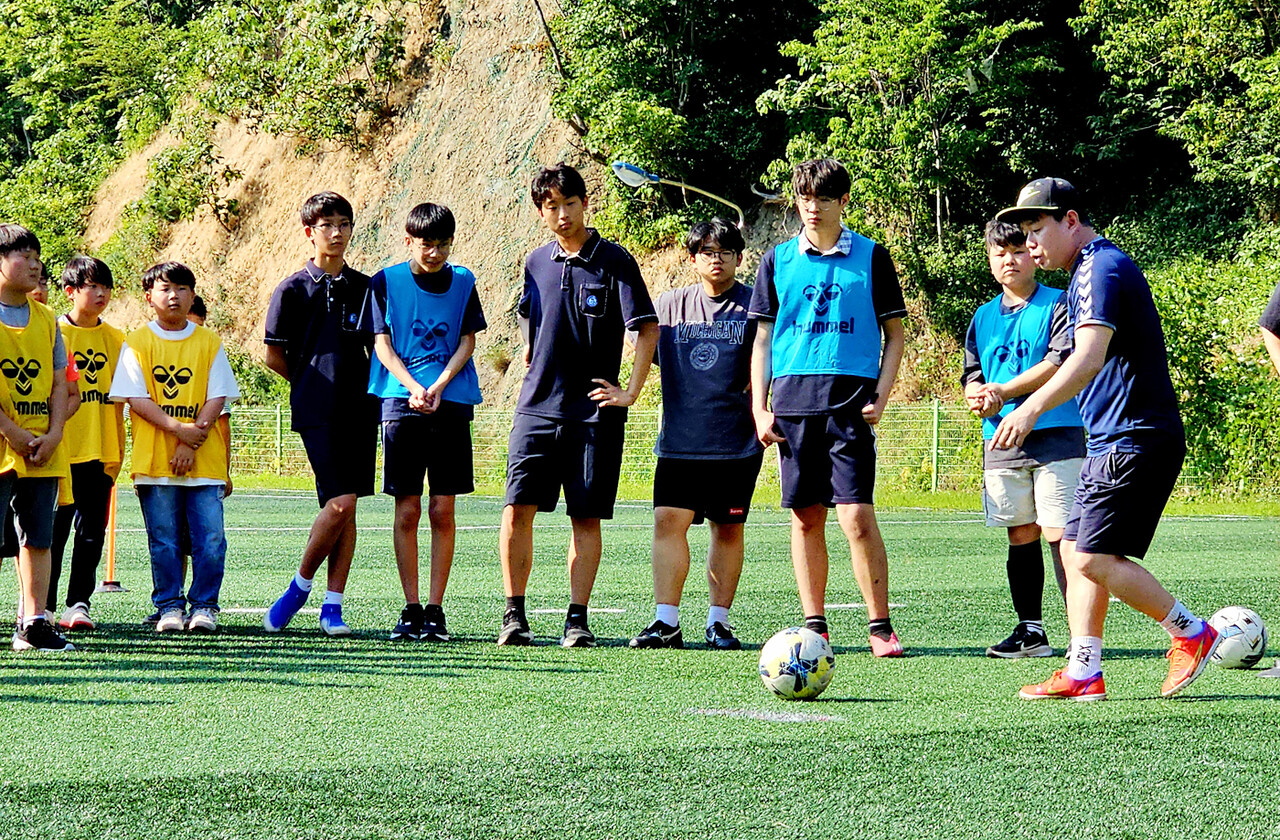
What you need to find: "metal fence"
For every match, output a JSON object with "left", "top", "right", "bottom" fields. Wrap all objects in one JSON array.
[{"left": 216, "top": 401, "right": 987, "bottom": 495}]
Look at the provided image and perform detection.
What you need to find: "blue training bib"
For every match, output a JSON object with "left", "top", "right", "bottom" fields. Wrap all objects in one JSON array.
[
  {"left": 972, "top": 284, "right": 1082, "bottom": 439},
  {"left": 367, "top": 261, "right": 482, "bottom": 405}
]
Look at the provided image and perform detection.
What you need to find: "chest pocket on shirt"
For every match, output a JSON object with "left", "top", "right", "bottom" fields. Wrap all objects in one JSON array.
[{"left": 578, "top": 283, "right": 609, "bottom": 318}]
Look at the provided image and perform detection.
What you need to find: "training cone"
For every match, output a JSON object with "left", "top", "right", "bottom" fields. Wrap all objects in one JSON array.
[{"left": 95, "top": 484, "right": 127, "bottom": 594}]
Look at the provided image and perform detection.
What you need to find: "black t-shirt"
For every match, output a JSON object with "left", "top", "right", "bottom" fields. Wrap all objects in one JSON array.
[
  {"left": 264, "top": 260, "right": 378, "bottom": 431},
  {"left": 516, "top": 230, "right": 657, "bottom": 422},
  {"left": 1260, "top": 280, "right": 1280, "bottom": 336}
]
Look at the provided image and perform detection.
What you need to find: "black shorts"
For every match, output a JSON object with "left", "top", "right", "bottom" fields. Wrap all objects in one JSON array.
[
  {"left": 381, "top": 414, "right": 474, "bottom": 498},
  {"left": 653, "top": 453, "right": 763, "bottom": 525},
  {"left": 774, "top": 411, "right": 876, "bottom": 509},
  {"left": 299, "top": 423, "right": 377, "bottom": 508},
  {"left": 504, "top": 413, "right": 624, "bottom": 519},
  {"left": 1064, "top": 442, "right": 1185, "bottom": 559},
  {"left": 0, "top": 473, "right": 58, "bottom": 550}
]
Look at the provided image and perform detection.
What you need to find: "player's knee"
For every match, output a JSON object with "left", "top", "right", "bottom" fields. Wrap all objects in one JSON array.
[
  {"left": 653, "top": 508, "right": 689, "bottom": 538},
  {"left": 325, "top": 494, "right": 357, "bottom": 522},
  {"left": 427, "top": 496, "right": 455, "bottom": 530},
  {"left": 395, "top": 497, "right": 422, "bottom": 530}
]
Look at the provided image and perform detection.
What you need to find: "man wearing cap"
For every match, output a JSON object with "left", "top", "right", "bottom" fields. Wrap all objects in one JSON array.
[{"left": 992, "top": 177, "right": 1219, "bottom": 701}]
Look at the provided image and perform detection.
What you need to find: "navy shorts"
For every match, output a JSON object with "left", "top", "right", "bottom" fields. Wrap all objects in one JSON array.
[
  {"left": 504, "top": 413, "right": 624, "bottom": 519},
  {"left": 0, "top": 473, "right": 58, "bottom": 550},
  {"left": 1064, "top": 442, "right": 1185, "bottom": 559},
  {"left": 299, "top": 423, "right": 377, "bottom": 508},
  {"left": 774, "top": 411, "right": 877, "bottom": 509},
  {"left": 653, "top": 453, "right": 763, "bottom": 525},
  {"left": 382, "top": 414, "right": 474, "bottom": 498}
]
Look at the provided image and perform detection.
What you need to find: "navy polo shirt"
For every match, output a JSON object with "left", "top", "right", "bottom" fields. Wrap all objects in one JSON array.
[
  {"left": 1068, "top": 237, "right": 1183, "bottom": 453},
  {"left": 1260, "top": 280, "right": 1280, "bottom": 336},
  {"left": 516, "top": 229, "right": 656, "bottom": 422},
  {"left": 264, "top": 259, "right": 379, "bottom": 432}
]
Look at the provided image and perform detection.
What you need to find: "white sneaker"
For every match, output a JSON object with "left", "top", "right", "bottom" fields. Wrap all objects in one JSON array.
[
  {"left": 59, "top": 603, "right": 95, "bottom": 631},
  {"left": 156, "top": 609, "right": 186, "bottom": 633},
  {"left": 187, "top": 608, "right": 218, "bottom": 633}
]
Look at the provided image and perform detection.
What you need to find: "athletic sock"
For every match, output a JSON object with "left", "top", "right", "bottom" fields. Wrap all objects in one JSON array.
[
  {"left": 322, "top": 590, "right": 343, "bottom": 607},
  {"left": 1064, "top": 636, "right": 1103, "bottom": 680},
  {"left": 655, "top": 603, "right": 679, "bottom": 627},
  {"left": 1007, "top": 540, "right": 1045, "bottom": 623},
  {"left": 868, "top": 618, "right": 894, "bottom": 642},
  {"left": 1159, "top": 600, "right": 1205, "bottom": 639},
  {"left": 293, "top": 572, "right": 314, "bottom": 592},
  {"left": 804, "top": 615, "right": 828, "bottom": 637},
  {"left": 1048, "top": 540, "right": 1068, "bottom": 602},
  {"left": 707, "top": 605, "right": 729, "bottom": 629},
  {"left": 566, "top": 602, "right": 588, "bottom": 628},
  {"left": 505, "top": 595, "right": 526, "bottom": 619}
]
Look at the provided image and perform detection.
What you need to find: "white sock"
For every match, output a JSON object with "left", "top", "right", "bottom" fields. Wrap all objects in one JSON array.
[
  {"left": 707, "top": 605, "right": 729, "bottom": 629},
  {"left": 655, "top": 603, "right": 679, "bottom": 627},
  {"left": 1064, "top": 636, "right": 1103, "bottom": 680},
  {"left": 1159, "top": 600, "right": 1204, "bottom": 639},
  {"left": 323, "top": 590, "right": 343, "bottom": 607},
  {"left": 293, "top": 572, "right": 314, "bottom": 592},
  {"left": 1020, "top": 620, "right": 1044, "bottom": 635}
]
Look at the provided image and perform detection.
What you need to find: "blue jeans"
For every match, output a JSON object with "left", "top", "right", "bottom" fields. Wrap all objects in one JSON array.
[{"left": 137, "top": 484, "right": 226, "bottom": 612}]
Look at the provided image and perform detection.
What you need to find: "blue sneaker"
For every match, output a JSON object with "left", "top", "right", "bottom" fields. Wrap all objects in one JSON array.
[
  {"left": 263, "top": 580, "right": 310, "bottom": 632},
  {"left": 319, "top": 603, "right": 351, "bottom": 637}
]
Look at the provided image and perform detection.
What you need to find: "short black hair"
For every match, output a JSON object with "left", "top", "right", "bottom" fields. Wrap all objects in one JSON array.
[
  {"left": 405, "top": 203, "right": 456, "bottom": 241},
  {"left": 189, "top": 295, "right": 207, "bottom": 320},
  {"left": 300, "top": 191, "right": 354, "bottom": 227},
  {"left": 983, "top": 220, "right": 1026, "bottom": 250},
  {"left": 61, "top": 256, "right": 115, "bottom": 290},
  {"left": 142, "top": 261, "right": 196, "bottom": 292},
  {"left": 685, "top": 218, "right": 745, "bottom": 255},
  {"left": 531, "top": 162, "right": 587, "bottom": 206},
  {"left": 39, "top": 262, "right": 50, "bottom": 282},
  {"left": 0, "top": 224, "right": 40, "bottom": 257},
  {"left": 792, "top": 158, "right": 851, "bottom": 199}
]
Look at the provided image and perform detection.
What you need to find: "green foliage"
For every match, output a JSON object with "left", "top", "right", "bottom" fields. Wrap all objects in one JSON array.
[
  {"left": 226, "top": 345, "right": 290, "bottom": 405},
  {"left": 1078, "top": 0, "right": 1280, "bottom": 214},
  {"left": 189, "top": 0, "right": 411, "bottom": 153},
  {"left": 139, "top": 119, "right": 243, "bottom": 230},
  {"left": 550, "top": 0, "right": 819, "bottom": 249}
]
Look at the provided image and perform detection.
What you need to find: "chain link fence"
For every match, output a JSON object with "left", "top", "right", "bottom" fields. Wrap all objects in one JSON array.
[{"left": 115, "top": 401, "right": 1216, "bottom": 498}]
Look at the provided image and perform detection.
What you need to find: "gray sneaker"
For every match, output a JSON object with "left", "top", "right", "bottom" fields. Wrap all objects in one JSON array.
[
  {"left": 560, "top": 623, "right": 597, "bottom": 649},
  {"left": 156, "top": 609, "right": 186, "bottom": 633},
  {"left": 187, "top": 608, "right": 218, "bottom": 633}
]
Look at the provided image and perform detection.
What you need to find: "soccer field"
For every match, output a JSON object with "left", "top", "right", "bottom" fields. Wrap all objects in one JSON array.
[{"left": 2, "top": 490, "right": 1278, "bottom": 840}]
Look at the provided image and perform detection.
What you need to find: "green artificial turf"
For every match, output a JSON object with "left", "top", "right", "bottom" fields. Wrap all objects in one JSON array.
[{"left": 2, "top": 490, "right": 1278, "bottom": 839}]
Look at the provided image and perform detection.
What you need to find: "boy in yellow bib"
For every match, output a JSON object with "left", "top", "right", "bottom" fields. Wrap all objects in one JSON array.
[
  {"left": 109, "top": 262, "right": 239, "bottom": 633},
  {"left": 0, "top": 224, "right": 73, "bottom": 652},
  {"left": 46, "top": 257, "right": 126, "bottom": 631}
]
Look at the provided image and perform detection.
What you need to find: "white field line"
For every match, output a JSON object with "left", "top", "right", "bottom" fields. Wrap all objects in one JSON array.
[
  {"left": 688, "top": 707, "right": 844, "bottom": 723},
  {"left": 113, "top": 518, "right": 984, "bottom": 534}
]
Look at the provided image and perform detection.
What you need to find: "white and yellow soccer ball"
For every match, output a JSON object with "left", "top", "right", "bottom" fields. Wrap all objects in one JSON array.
[
  {"left": 1208, "top": 606, "right": 1269, "bottom": 669},
  {"left": 758, "top": 626, "right": 836, "bottom": 700}
]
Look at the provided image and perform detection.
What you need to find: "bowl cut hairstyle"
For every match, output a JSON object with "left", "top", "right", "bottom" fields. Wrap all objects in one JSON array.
[
  {"left": 686, "top": 218, "right": 745, "bottom": 255},
  {"left": 531, "top": 162, "right": 587, "bottom": 206},
  {"left": 405, "top": 202, "right": 456, "bottom": 241},
  {"left": 142, "top": 261, "right": 197, "bottom": 292},
  {"left": 0, "top": 223, "right": 41, "bottom": 257},
  {"left": 983, "top": 220, "right": 1027, "bottom": 250},
  {"left": 300, "top": 191, "right": 354, "bottom": 227},
  {"left": 62, "top": 256, "right": 115, "bottom": 290}
]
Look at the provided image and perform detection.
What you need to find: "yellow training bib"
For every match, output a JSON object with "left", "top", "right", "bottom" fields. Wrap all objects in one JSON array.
[{"left": 0, "top": 301, "right": 69, "bottom": 479}]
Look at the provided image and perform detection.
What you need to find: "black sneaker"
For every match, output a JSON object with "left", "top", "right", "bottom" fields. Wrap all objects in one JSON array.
[
  {"left": 422, "top": 605, "right": 450, "bottom": 642},
  {"left": 143, "top": 609, "right": 162, "bottom": 625},
  {"left": 391, "top": 603, "right": 425, "bottom": 641},
  {"left": 705, "top": 621, "right": 742, "bottom": 650},
  {"left": 560, "top": 622, "right": 597, "bottom": 648},
  {"left": 987, "top": 624, "right": 1053, "bottom": 658},
  {"left": 13, "top": 619, "right": 75, "bottom": 652},
  {"left": 629, "top": 620, "right": 683, "bottom": 649},
  {"left": 497, "top": 610, "right": 533, "bottom": 646}
]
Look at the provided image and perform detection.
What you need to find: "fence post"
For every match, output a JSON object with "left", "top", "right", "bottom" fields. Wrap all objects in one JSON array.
[
  {"left": 930, "top": 397, "right": 940, "bottom": 493},
  {"left": 275, "top": 404, "right": 283, "bottom": 474}
]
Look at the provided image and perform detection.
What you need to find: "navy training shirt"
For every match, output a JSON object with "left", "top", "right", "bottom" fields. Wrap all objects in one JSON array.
[
  {"left": 1068, "top": 237, "right": 1184, "bottom": 454},
  {"left": 1259, "top": 279, "right": 1280, "bottom": 336},
  {"left": 516, "top": 229, "right": 657, "bottom": 422},
  {"left": 264, "top": 260, "right": 379, "bottom": 432}
]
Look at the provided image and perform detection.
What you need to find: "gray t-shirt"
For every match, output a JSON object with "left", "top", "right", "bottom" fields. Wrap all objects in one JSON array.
[
  {"left": 654, "top": 282, "right": 761, "bottom": 459},
  {"left": 0, "top": 301, "right": 67, "bottom": 371},
  {"left": 962, "top": 292, "right": 1085, "bottom": 469}
]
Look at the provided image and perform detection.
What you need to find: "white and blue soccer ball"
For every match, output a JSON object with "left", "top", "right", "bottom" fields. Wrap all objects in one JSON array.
[
  {"left": 1208, "top": 606, "right": 1269, "bottom": 669},
  {"left": 758, "top": 626, "right": 836, "bottom": 700}
]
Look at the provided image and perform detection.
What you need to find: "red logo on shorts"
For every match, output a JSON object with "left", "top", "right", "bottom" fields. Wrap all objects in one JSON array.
[{"left": 729, "top": 507, "right": 745, "bottom": 516}]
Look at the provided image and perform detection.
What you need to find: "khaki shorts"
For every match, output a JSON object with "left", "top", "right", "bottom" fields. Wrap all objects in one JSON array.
[{"left": 982, "top": 458, "right": 1084, "bottom": 529}]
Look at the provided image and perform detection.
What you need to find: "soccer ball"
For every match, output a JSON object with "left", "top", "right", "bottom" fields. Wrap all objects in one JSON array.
[
  {"left": 1208, "top": 606, "right": 1269, "bottom": 669},
  {"left": 758, "top": 627, "right": 836, "bottom": 700}
]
